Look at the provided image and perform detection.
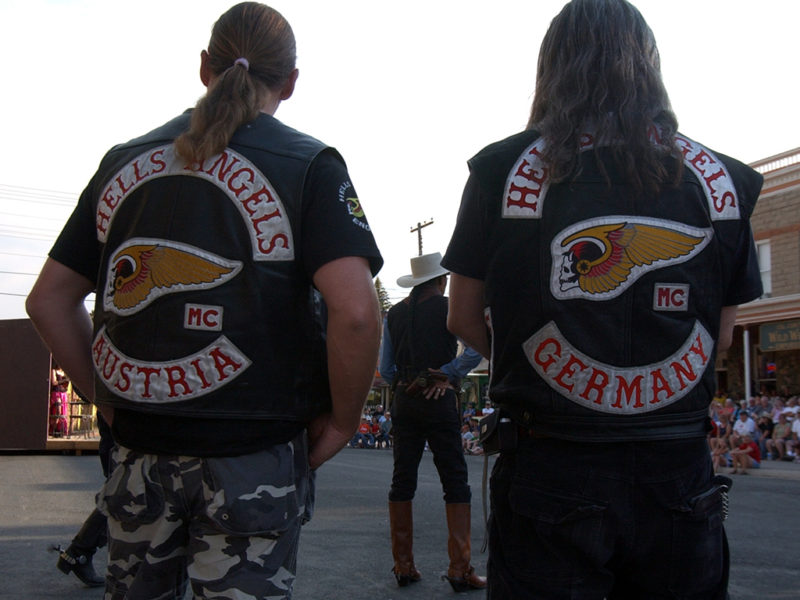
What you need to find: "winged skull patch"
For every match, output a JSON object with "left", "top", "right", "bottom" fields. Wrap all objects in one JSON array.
[
  {"left": 551, "top": 217, "right": 712, "bottom": 301},
  {"left": 103, "top": 238, "right": 242, "bottom": 316}
]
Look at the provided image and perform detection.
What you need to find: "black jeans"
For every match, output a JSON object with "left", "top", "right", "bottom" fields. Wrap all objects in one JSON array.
[
  {"left": 488, "top": 436, "right": 729, "bottom": 599},
  {"left": 389, "top": 387, "right": 470, "bottom": 504}
]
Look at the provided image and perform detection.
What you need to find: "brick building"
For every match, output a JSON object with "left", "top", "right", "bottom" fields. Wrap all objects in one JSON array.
[{"left": 720, "top": 148, "right": 800, "bottom": 400}]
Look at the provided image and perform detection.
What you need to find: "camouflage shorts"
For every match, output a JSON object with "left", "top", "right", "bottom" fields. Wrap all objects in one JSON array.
[{"left": 97, "top": 432, "right": 314, "bottom": 600}]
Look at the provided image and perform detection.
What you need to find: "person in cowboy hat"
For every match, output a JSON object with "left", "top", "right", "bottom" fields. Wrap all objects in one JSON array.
[{"left": 379, "top": 252, "right": 485, "bottom": 592}]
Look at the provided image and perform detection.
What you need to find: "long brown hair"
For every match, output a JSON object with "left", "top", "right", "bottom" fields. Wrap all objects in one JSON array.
[
  {"left": 529, "top": 0, "right": 680, "bottom": 196},
  {"left": 174, "top": 2, "right": 296, "bottom": 165}
]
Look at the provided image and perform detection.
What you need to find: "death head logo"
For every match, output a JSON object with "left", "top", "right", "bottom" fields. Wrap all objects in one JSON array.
[
  {"left": 551, "top": 217, "right": 712, "bottom": 300},
  {"left": 103, "top": 238, "right": 242, "bottom": 315}
]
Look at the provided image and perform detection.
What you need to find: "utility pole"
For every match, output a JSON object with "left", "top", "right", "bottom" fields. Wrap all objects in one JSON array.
[{"left": 410, "top": 219, "right": 434, "bottom": 256}]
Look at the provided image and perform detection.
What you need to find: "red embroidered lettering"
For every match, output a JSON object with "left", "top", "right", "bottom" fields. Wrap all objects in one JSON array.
[
  {"left": 613, "top": 375, "right": 644, "bottom": 409},
  {"left": 714, "top": 191, "right": 736, "bottom": 213},
  {"left": 671, "top": 355, "right": 697, "bottom": 390},
  {"left": 258, "top": 233, "right": 290, "bottom": 255},
  {"left": 534, "top": 338, "right": 561, "bottom": 372},
  {"left": 190, "top": 359, "right": 212, "bottom": 389},
  {"left": 650, "top": 369, "right": 673, "bottom": 403},
  {"left": 241, "top": 185, "right": 276, "bottom": 216},
  {"left": 204, "top": 152, "right": 242, "bottom": 184},
  {"left": 210, "top": 347, "right": 243, "bottom": 381},
  {"left": 115, "top": 173, "right": 133, "bottom": 196},
  {"left": 96, "top": 207, "right": 111, "bottom": 236},
  {"left": 137, "top": 366, "right": 160, "bottom": 398},
  {"left": 165, "top": 366, "right": 191, "bottom": 397},
  {"left": 554, "top": 355, "right": 587, "bottom": 393},
  {"left": 115, "top": 362, "right": 133, "bottom": 392},
  {"left": 229, "top": 167, "right": 255, "bottom": 195},
  {"left": 580, "top": 367, "right": 609, "bottom": 405},
  {"left": 149, "top": 149, "right": 166, "bottom": 173},
  {"left": 688, "top": 334, "right": 708, "bottom": 364},
  {"left": 101, "top": 348, "right": 119, "bottom": 379},
  {"left": 92, "top": 336, "right": 107, "bottom": 365}
]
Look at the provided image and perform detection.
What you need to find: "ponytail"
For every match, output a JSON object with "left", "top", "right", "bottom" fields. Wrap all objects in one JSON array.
[{"left": 174, "top": 3, "right": 296, "bottom": 166}]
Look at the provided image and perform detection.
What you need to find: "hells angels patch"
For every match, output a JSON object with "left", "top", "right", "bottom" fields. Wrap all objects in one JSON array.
[{"left": 550, "top": 216, "right": 712, "bottom": 301}]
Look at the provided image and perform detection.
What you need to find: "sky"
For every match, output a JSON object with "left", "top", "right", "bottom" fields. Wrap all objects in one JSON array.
[{"left": 1, "top": 0, "right": 798, "bottom": 320}]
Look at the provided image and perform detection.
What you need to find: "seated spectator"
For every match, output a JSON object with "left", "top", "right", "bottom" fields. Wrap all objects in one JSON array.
[
  {"left": 481, "top": 399, "right": 495, "bottom": 417},
  {"left": 756, "top": 415, "right": 774, "bottom": 461},
  {"left": 730, "top": 434, "right": 761, "bottom": 474},
  {"left": 462, "top": 401, "right": 477, "bottom": 424},
  {"left": 350, "top": 416, "right": 376, "bottom": 448},
  {"left": 376, "top": 411, "right": 393, "bottom": 448},
  {"left": 730, "top": 410, "right": 758, "bottom": 450},
  {"left": 781, "top": 397, "right": 799, "bottom": 420},
  {"left": 754, "top": 395, "right": 773, "bottom": 418},
  {"left": 461, "top": 423, "right": 482, "bottom": 455},
  {"left": 770, "top": 398, "right": 786, "bottom": 423},
  {"left": 785, "top": 413, "right": 800, "bottom": 462},
  {"left": 766, "top": 413, "right": 793, "bottom": 460}
]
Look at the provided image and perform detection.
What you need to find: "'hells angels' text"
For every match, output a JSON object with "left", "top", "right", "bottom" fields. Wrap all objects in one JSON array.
[{"left": 95, "top": 145, "right": 294, "bottom": 260}]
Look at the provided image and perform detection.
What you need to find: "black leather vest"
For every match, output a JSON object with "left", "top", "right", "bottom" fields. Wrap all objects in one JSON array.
[
  {"left": 469, "top": 130, "right": 762, "bottom": 441},
  {"left": 89, "top": 111, "right": 332, "bottom": 422},
  {"left": 387, "top": 293, "right": 457, "bottom": 380}
]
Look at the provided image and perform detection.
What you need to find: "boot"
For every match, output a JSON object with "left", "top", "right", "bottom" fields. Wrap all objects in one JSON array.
[
  {"left": 56, "top": 544, "right": 105, "bottom": 587},
  {"left": 56, "top": 508, "right": 107, "bottom": 587},
  {"left": 444, "top": 503, "right": 486, "bottom": 592},
  {"left": 389, "top": 501, "right": 422, "bottom": 586}
]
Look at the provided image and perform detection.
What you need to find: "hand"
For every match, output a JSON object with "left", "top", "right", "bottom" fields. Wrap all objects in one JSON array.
[
  {"left": 423, "top": 369, "right": 453, "bottom": 400},
  {"left": 307, "top": 412, "right": 356, "bottom": 470}
]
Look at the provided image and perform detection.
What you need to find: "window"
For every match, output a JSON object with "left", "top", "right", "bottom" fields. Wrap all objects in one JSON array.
[{"left": 756, "top": 240, "right": 772, "bottom": 298}]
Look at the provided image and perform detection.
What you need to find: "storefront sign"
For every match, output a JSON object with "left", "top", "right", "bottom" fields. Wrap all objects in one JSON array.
[{"left": 760, "top": 320, "right": 800, "bottom": 352}]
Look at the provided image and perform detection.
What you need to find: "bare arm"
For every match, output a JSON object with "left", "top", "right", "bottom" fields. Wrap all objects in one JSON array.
[
  {"left": 26, "top": 258, "right": 97, "bottom": 403},
  {"left": 718, "top": 305, "right": 738, "bottom": 352},
  {"left": 447, "top": 273, "right": 490, "bottom": 358},
  {"left": 308, "top": 256, "right": 381, "bottom": 469}
]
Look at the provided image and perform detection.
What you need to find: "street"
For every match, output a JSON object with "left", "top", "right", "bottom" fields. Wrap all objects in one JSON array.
[{"left": 0, "top": 448, "right": 798, "bottom": 599}]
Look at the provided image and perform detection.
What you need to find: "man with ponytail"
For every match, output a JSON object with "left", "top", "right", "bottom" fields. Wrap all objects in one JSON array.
[
  {"left": 444, "top": 1, "right": 762, "bottom": 598},
  {"left": 27, "top": 3, "right": 382, "bottom": 598}
]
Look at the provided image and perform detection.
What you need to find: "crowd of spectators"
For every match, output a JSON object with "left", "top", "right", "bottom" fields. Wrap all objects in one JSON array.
[
  {"left": 709, "top": 391, "right": 800, "bottom": 475},
  {"left": 349, "top": 405, "right": 393, "bottom": 449},
  {"left": 348, "top": 399, "right": 495, "bottom": 455}
]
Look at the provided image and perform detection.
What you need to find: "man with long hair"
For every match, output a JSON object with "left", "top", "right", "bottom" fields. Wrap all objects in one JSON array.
[{"left": 444, "top": 1, "right": 762, "bottom": 598}]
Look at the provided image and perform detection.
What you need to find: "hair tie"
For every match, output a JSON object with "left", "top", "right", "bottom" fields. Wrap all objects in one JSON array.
[{"left": 233, "top": 57, "right": 250, "bottom": 71}]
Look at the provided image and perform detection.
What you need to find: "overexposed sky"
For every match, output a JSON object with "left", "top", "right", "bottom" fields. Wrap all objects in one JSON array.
[{"left": 1, "top": 0, "right": 798, "bottom": 319}]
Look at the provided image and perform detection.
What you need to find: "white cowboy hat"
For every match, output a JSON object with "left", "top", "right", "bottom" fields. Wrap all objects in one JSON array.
[{"left": 396, "top": 252, "right": 450, "bottom": 288}]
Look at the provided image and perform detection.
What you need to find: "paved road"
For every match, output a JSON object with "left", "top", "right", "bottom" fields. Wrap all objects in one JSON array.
[{"left": 1, "top": 448, "right": 798, "bottom": 599}]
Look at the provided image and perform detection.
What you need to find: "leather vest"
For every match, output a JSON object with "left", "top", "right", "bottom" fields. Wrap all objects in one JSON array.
[
  {"left": 387, "top": 293, "right": 456, "bottom": 380},
  {"left": 89, "top": 111, "right": 332, "bottom": 422},
  {"left": 469, "top": 130, "right": 762, "bottom": 441}
]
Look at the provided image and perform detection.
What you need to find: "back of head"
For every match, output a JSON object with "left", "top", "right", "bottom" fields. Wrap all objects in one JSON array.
[
  {"left": 175, "top": 2, "right": 296, "bottom": 165},
  {"left": 529, "top": 0, "right": 680, "bottom": 195}
]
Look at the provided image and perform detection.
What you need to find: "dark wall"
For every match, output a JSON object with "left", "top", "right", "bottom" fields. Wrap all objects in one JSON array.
[{"left": 0, "top": 319, "right": 50, "bottom": 450}]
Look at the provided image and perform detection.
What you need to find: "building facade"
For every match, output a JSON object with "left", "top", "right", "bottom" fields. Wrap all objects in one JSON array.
[{"left": 721, "top": 148, "right": 800, "bottom": 400}]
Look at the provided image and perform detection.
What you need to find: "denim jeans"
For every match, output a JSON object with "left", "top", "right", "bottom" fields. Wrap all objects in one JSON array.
[
  {"left": 488, "top": 436, "right": 729, "bottom": 599},
  {"left": 389, "top": 387, "right": 470, "bottom": 503}
]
